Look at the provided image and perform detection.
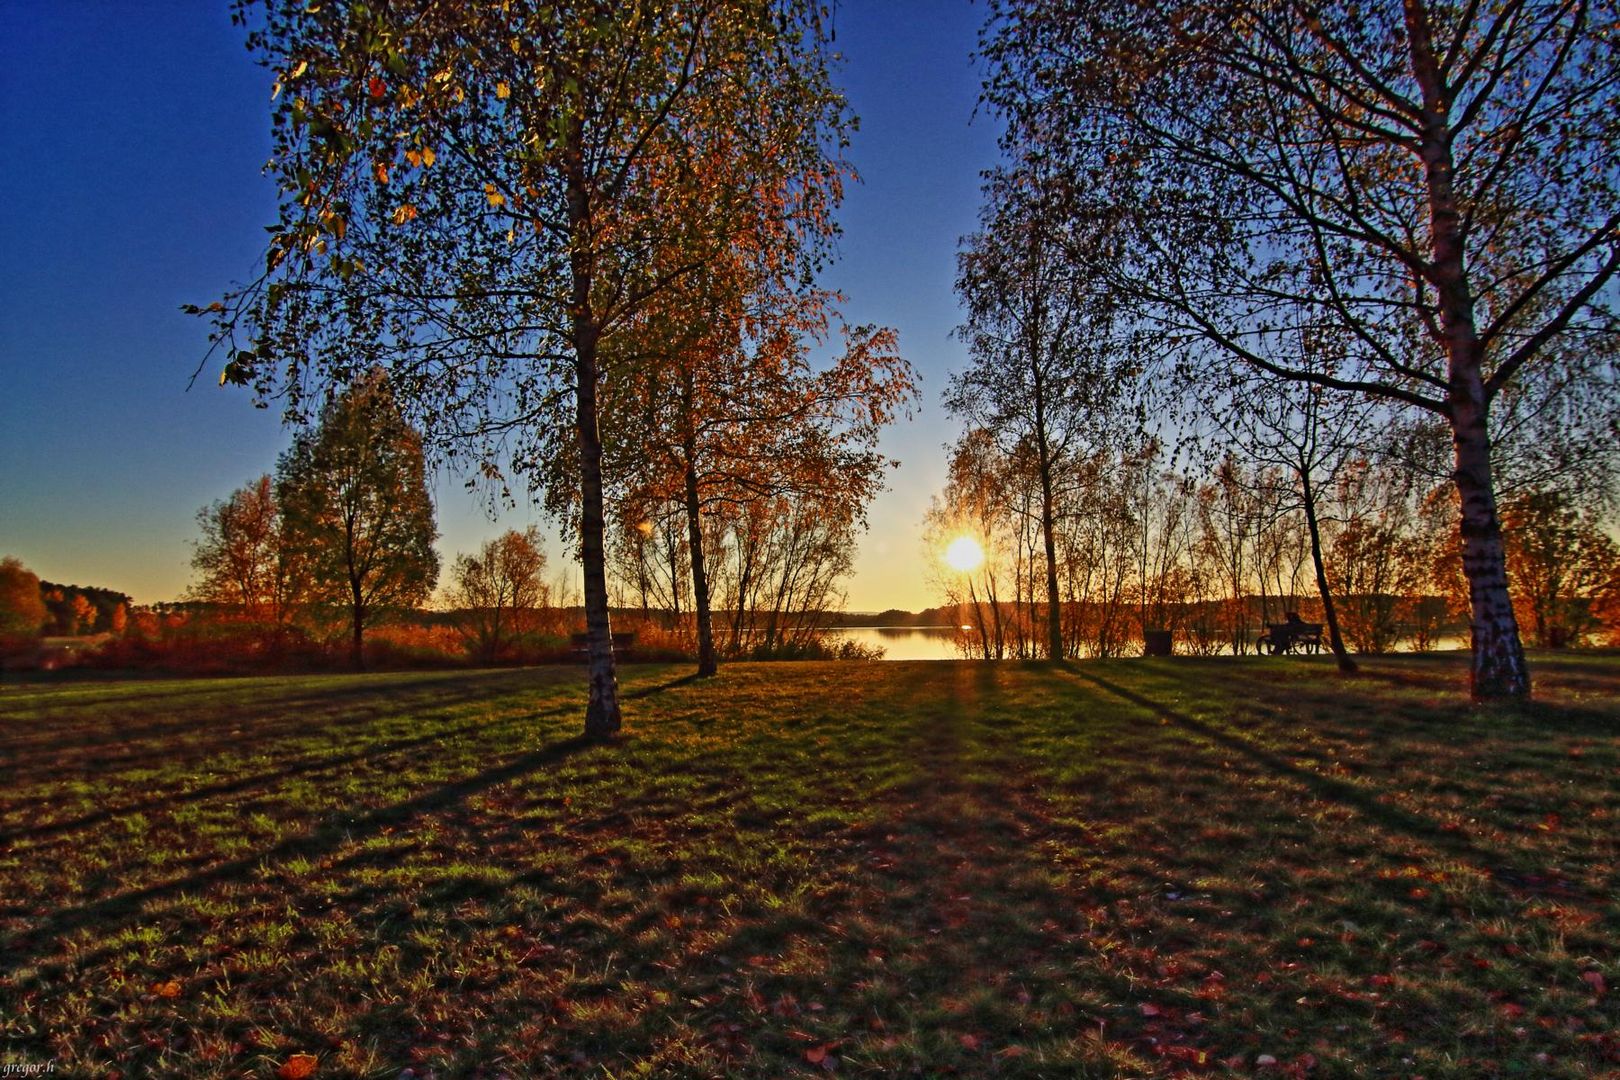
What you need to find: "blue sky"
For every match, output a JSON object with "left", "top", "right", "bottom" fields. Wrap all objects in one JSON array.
[{"left": 0, "top": 0, "right": 1002, "bottom": 610}]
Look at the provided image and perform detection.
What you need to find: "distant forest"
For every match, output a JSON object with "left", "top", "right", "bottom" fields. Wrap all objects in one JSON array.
[{"left": 38, "top": 581, "right": 131, "bottom": 637}]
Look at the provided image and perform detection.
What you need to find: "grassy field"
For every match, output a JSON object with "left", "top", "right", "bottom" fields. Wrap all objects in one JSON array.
[{"left": 1, "top": 654, "right": 1617, "bottom": 1078}]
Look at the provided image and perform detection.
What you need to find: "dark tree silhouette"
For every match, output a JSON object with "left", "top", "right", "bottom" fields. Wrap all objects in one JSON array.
[{"left": 277, "top": 371, "right": 439, "bottom": 670}]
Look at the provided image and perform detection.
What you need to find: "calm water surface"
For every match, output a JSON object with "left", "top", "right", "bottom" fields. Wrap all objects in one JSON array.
[
  {"left": 827, "top": 626, "right": 965, "bottom": 660},
  {"left": 826, "top": 626, "right": 1468, "bottom": 661}
]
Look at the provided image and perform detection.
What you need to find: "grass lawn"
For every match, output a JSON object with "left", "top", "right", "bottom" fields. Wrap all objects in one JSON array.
[{"left": 1, "top": 654, "right": 1617, "bottom": 1078}]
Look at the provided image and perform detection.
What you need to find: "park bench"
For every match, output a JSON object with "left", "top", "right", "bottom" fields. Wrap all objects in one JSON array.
[
  {"left": 569, "top": 631, "right": 636, "bottom": 662},
  {"left": 1257, "top": 619, "right": 1323, "bottom": 656}
]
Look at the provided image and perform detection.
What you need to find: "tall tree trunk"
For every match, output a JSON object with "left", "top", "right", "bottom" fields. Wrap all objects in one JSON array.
[
  {"left": 1451, "top": 383, "right": 1529, "bottom": 696},
  {"left": 986, "top": 569, "right": 1005, "bottom": 659},
  {"left": 682, "top": 447, "right": 717, "bottom": 677},
  {"left": 346, "top": 514, "right": 365, "bottom": 669},
  {"left": 350, "top": 586, "right": 365, "bottom": 671},
  {"left": 1301, "top": 470, "right": 1356, "bottom": 673},
  {"left": 566, "top": 126, "right": 622, "bottom": 739},
  {"left": 575, "top": 343, "right": 622, "bottom": 737},
  {"left": 1037, "top": 456, "right": 1063, "bottom": 661},
  {"left": 967, "top": 578, "right": 991, "bottom": 659},
  {"left": 1407, "top": 0, "right": 1530, "bottom": 698}
]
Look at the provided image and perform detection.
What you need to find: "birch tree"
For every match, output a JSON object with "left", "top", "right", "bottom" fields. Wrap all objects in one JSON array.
[
  {"left": 983, "top": 0, "right": 1620, "bottom": 698},
  {"left": 205, "top": 0, "right": 853, "bottom": 736}
]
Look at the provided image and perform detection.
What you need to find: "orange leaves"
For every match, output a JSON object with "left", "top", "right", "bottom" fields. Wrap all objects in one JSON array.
[
  {"left": 404, "top": 146, "right": 436, "bottom": 169},
  {"left": 373, "top": 161, "right": 390, "bottom": 184},
  {"left": 495, "top": 81, "right": 511, "bottom": 100},
  {"left": 392, "top": 204, "right": 419, "bottom": 226},
  {"left": 484, "top": 183, "right": 505, "bottom": 208},
  {"left": 151, "top": 979, "right": 181, "bottom": 999},
  {"left": 276, "top": 1054, "right": 318, "bottom": 1080}
]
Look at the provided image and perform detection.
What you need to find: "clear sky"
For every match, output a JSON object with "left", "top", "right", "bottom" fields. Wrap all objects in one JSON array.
[{"left": 0, "top": 0, "right": 1002, "bottom": 611}]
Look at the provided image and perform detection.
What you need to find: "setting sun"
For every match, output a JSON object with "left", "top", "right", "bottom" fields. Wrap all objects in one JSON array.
[{"left": 944, "top": 536, "right": 984, "bottom": 573}]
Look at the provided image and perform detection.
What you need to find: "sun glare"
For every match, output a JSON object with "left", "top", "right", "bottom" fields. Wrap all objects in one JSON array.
[{"left": 944, "top": 536, "right": 984, "bottom": 573}]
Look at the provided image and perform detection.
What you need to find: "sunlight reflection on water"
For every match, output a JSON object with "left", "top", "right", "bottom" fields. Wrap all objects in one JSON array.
[{"left": 826, "top": 627, "right": 1469, "bottom": 661}]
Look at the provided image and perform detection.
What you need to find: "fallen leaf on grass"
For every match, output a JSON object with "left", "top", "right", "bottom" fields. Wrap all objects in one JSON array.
[
  {"left": 1162, "top": 1045, "right": 1210, "bottom": 1067},
  {"left": 151, "top": 980, "right": 181, "bottom": 999},
  {"left": 277, "top": 1054, "right": 318, "bottom": 1080}
]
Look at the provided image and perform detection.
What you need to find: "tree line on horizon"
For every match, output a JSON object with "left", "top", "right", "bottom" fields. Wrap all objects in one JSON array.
[
  {"left": 170, "top": 362, "right": 892, "bottom": 671},
  {"left": 0, "top": 560, "right": 132, "bottom": 651},
  {"left": 927, "top": 436, "right": 1620, "bottom": 661}
]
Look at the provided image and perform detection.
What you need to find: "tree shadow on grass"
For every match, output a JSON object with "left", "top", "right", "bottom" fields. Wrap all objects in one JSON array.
[
  {"left": 0, "top": 701, "right": 578, "bottom": 847},
  {"left": 0, "top": 666, "right": 558, "bottom": 719},
  {"left": 1047, "top": 665, "right": 1604, "bottom": 902},
  {"left": 1166, "top": 656, "right": 1620, "bottom": 738},
  {"left": 0, "top": 668, "right": 575, "bottom": 754},
  {"left": 0, "top": 731, "right": 598, "bottom": 976},
  {"left": 0, "top": 669, "right": 608, "bottom": 793}
]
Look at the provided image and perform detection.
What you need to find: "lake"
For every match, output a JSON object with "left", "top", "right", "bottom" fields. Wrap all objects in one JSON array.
[
  {"left": 825, "top": 626, "right": 1469, "bottom": 661},
  {"left": 826, "top": 626, "right": 965, "bottom": 660}
]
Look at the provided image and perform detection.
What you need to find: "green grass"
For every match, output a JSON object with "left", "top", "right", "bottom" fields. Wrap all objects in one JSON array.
[{"left": 1, "top": 654, "right": 1617, "bottom": 1078}]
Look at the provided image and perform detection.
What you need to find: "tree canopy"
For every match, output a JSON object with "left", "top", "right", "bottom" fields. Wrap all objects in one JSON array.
[
  {"left": 207, "top": 0, "right": 863, "bottom": 735},
  {"left": 980, "top": 0, "right": 1620, "bottom": 697},
  {"left": 277, "top": 369, "right": 439, "bottom": 670}
]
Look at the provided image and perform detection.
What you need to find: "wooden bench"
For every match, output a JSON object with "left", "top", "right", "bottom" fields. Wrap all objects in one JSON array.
[
  {"left": 569, "top": 631, "right": 636, "bottom": 661},
  {"left": 1257, "top": 620, "right": 1323, "bottom": 656}
]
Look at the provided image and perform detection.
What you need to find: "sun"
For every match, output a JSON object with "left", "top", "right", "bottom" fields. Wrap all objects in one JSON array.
[{"left": 944, "top": 536, "right": 985, "bottom": 573}]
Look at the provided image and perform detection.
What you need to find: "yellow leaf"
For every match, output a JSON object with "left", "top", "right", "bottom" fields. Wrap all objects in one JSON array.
[
  {"left": 496, "top": 81, "right": 511, "bottom": 99},
  {"left": 392, "top": 203, "right": 418, "bottom": 225},
  {"left": 405, "top": 149, "right": 421, "bottom": 168},
  {"left": 290, "top": 60, "right": 308, "bottom": 80},
  {"left": 485, "top": 183, "right": 505, "bottom": 208},
  {"left": 421, "top": 146, "right": 436, "bottom": 167}
]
